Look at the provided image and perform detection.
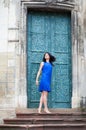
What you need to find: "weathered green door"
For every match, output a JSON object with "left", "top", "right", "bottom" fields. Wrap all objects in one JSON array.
[{"left": 27, "top": 11, "right": 72, "bottom": 108}]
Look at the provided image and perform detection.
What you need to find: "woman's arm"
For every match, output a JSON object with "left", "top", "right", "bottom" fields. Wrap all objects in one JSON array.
[{"left": 36, "top": 62, "right": 44, "bottom": 86}]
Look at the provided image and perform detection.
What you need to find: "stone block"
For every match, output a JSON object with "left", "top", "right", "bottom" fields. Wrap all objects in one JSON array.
[
  {"left": 8, "top": 60, "right": 15, "bottom": 67},
  {"left": 0, "top": 53, "right": 8, "bottom": 66},
  {"left": 8, "top": 43, "right": 15, "bottom": 52},
  {"left": 8, "top": 30, "right": 19, "bottom": 41},
  {"left": 8, "top": 1, "right": 19, "bottom": 28},
  {"left": 72, "top": 97, "right": 81, "bottom": 108},
  {"left": 0, "top": 6, "right": 8, "bottom": 52},
  {"left": 0, "top": 98, "right": 6, "bottom": 105},
  {"left": 5, "top": 97, "right": 15, "bottom": 104},
  {"left": 0, "top": 84, "right": 5, "bottom": 97},
  {"left": 0, "top": 109, "right": 16, "bottom": 124},
  {"left": 7, "top": 67, "right": 15, "bottom": 73},
  {"left": 7, "top": 52, "right": 15, "bottom": 59},
  {"left": 0, "top": 71, "right": 7, "bottom": 82},
  {"left": 5, "top": 82, "right": 15, "bottom": 96},
  {"left": 7, "top": 73, "right": 15, "bottom": 82}
]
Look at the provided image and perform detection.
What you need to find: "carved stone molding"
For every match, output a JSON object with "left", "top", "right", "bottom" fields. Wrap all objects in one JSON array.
[
  {"left": 21, "top": 0, "right": 75, "bottom": 12},
  {"left": 19, "top": 0, "right": 80, "bottom": 108}
]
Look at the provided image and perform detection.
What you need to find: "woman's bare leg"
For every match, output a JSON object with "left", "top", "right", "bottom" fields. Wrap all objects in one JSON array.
[
  {"left": 43, "top": 91, "right": 51, "bottom": 113},
  {"left": 38, "top": 92, "right": 44, "bottom": 113}
]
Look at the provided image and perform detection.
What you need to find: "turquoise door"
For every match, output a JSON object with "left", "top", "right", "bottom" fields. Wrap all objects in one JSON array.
[{"left": 27, "top": 11, "right": 72, "bottom": 108}]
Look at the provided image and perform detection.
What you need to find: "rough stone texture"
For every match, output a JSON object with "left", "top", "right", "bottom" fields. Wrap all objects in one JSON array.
[
  {"left": 0, "top": 0, "right": 86, "bottom": 124},
  {"left": 0, "top": 109, "right": 16, "bottom": 124},
  {"left": 0, "top": 0, "right": 20, "bottom": 123},
  {"left": 77, "top": 0, "right": 86, "bottom": 97}
]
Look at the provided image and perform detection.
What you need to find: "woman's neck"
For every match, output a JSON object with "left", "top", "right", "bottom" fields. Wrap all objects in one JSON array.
[{"left": 46, "top": 59, "right": 49, "bottom": 62}]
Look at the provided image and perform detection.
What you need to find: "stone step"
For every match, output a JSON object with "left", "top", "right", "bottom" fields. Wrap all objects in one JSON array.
[
  {"left": 1, "top": 109, "right": 86, "bottom": 130},
  {"left": 4, "top": 118, "right": 86, "bottom": 125},
  {"left": 16, "top": 112, "right": 86, "bottom": 119},
  {"left": 0, "top": 125, "right": 28, "bottom": 130},
  {"left": 27, "top": 124, "right": 86, "bottom": 130},
  {"left": 0, "top": 124, "right": 86, "bottom": 130}
]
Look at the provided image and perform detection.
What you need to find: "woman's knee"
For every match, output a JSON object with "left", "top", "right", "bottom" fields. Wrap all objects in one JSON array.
[
  {"left": 43, "top": 91, "right": 48, "bottom": 96},
  {"left": 41, "top": 92, "right": 44, "bottom": 101},
  {"left": 43, "top": 91, "right": 48, "bottom": 100}
]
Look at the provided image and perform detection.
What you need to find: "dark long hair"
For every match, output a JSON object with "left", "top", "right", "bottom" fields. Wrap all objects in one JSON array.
[{"left": 42, "top": 52, "right": 56, "bottom": 65}]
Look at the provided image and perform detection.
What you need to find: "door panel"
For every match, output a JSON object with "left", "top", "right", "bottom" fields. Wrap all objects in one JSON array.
[{"left": 27, "top": 11, "right": 72, "bottom": 108}]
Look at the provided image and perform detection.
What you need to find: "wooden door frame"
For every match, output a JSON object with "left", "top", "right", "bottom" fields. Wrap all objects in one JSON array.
[{"left": 19, "top": 0, "right": 79, "bottom": 108}]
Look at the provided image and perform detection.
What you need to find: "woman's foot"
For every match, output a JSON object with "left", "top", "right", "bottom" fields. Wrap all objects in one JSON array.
[
  {"left": 38, "top": 108, "right": 41, "bottom": 114},
  {"left": 44, "top": 108, "right": 51, "bottom": 113}
]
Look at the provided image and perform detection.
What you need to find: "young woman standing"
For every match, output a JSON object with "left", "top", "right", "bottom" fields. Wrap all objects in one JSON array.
[{"left": 36, "top": 52, "right": 56, "bottom": 113}]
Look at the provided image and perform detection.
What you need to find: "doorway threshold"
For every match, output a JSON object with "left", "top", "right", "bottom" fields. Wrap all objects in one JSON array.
[{"left": 16, "top": 108, "right": 81, "bottom": 114}]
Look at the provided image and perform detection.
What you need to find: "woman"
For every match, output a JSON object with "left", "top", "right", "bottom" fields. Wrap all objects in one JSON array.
[{"left": 36, "top": 52, "right": 56, "bottom": 113}]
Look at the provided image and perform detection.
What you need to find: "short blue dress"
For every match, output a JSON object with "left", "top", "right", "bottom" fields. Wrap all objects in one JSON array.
[{"left": 39, "top": 62, "right": 52, "bottom": 92}]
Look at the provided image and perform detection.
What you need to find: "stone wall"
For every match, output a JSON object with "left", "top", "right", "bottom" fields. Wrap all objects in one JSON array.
[
  {"left": 81, "top": 0, "right": 86, "bottom": 97},
  {"left": 0, "top": 0, "right": 20, "bottom": 123},
  {"left": 77, "top": 0, "right": 86, "bottom": 97},
  {"left": 0, "top": 0, "right": 86, "bottom": 123}
]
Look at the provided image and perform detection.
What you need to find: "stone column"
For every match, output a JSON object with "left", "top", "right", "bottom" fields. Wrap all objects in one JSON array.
[{"left": 71, "top": 9, "right": 80, "bottom": 108}]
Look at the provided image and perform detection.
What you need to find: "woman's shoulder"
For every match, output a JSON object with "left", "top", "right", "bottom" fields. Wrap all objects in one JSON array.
[
  {"left": 40, "top": 61, "right": 44, "bottom": 65},
  {"left": 39, "top": 62, "right": 44, "bottom": 69}
]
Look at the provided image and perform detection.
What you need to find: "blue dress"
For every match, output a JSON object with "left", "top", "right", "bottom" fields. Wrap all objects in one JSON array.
[{"left": 39, "top": 62, "right": 52, "bottom": 92}]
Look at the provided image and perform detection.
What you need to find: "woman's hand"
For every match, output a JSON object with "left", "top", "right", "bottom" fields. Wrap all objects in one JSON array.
[{"left": 36, "top": 80, "right": 39, "bottom": 86}]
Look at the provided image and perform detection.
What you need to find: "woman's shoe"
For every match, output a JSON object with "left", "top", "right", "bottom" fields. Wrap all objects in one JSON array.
[
  {"left": 38, "top": 108, "right": 41, "bottom": 114},
  {"left": 44, "top": 109, "right": 51, "bottom": 113}
]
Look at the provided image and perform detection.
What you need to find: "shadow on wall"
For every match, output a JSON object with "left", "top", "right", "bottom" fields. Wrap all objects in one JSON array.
[{"left": 80, "top": 97, "right": 86, "bottom": 111}]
